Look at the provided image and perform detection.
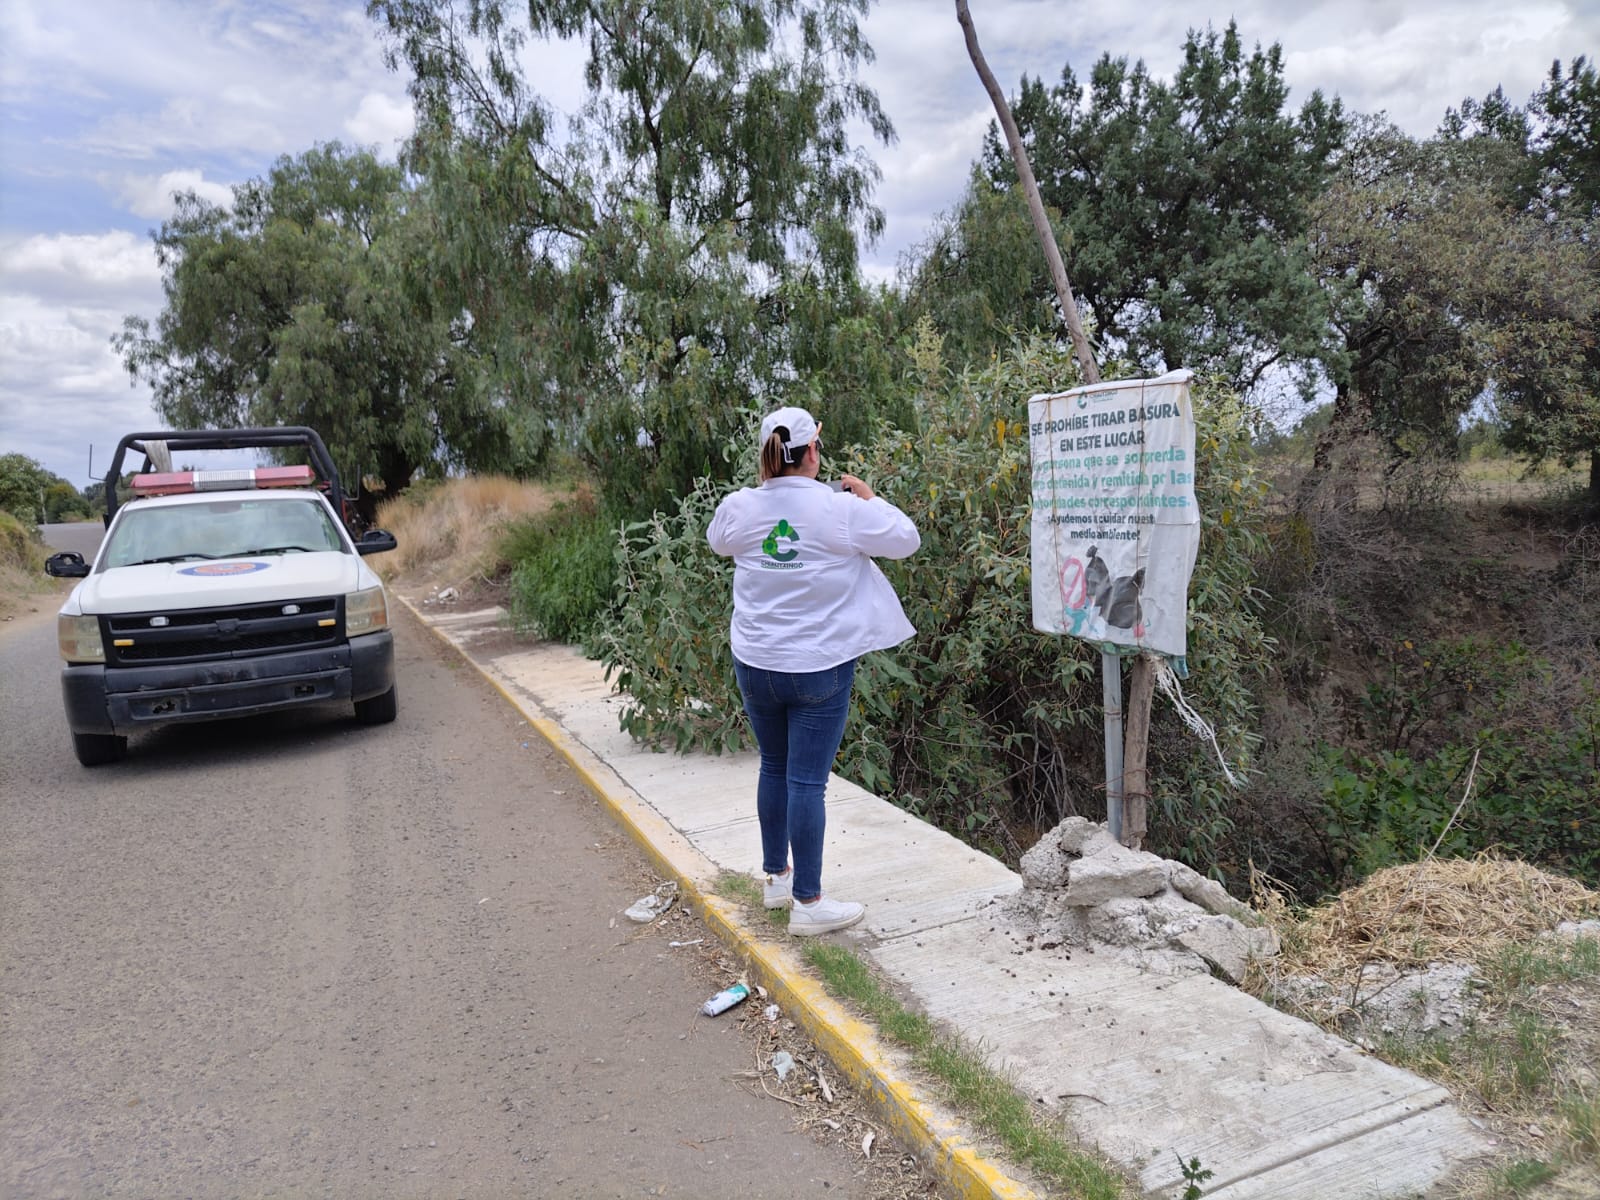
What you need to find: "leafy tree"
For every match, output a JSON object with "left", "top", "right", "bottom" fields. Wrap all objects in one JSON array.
[
  {"left": 962, "top": 21, "right": 1346, "bottom": 395},
  {"left": 1499, "top": 58, "right": 1600, "bottom": 503},
  {"left": 43, "top": 482, "right": 90, "bottom": 523},
  {"left": 900, "top": 168, "right": 1069, "bottom": 369},
  {"left": 367, "top": 0, "right": 899, "bottom": 516},
  {"left": 0, "top": 453, "right": 72, "bottom": 524},
  {"left": 116, "top": 144, "right": 529, "bottom": 510},
  {"left": 1305, "top": 120, "right": 1595, "bottom": 477},
  {"left": 1528, "top": 57, "right": 1600, "bottom": 222},
  {"left": 1423, "top": 60, "right": 1600, "bottom": 503}
]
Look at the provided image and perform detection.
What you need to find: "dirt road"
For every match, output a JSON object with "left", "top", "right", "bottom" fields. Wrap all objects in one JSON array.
[{"left": 0, "top": 602, "right": 926, "bottom": 1198}]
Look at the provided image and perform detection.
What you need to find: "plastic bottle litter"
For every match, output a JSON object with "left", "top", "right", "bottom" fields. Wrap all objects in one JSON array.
[
  {"left": 624, "top": 881, "right": 679, "bottom": 923},
  {"left": 701, "top": 983, "right": 750, "bottom": 1017}
]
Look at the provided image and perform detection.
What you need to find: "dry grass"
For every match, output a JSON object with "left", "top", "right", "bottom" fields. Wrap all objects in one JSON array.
[
  {"left": 1258, "top": 857, "right": 1600, "bottom": 976},
  {"left": 365, "top": 475, "right": 569, "bottom": 596},
  {"left": 0, "top": 511, "right": 52, "bottom": 620},
  {"left": 0, "top": 563, "right": 56, "bottom": 620},
  {"left": 1457, "top": 457, "right": 1588, "bottom": 503}
]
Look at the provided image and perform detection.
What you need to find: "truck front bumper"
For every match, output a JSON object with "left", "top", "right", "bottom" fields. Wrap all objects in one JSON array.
[{"left": 61, "top": 632, "right": 395, "bottom": 735}]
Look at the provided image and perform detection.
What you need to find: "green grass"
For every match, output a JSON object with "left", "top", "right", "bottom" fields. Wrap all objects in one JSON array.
[
  {"left": 1560, "top": 1092, "right": 1600, "bottom": 1159},
  {"left": 1482, "top": 936, "right": 1600, "bottom": 993},
  {"left": 718, "top": 872, "right": 790, "bottom": 931},
  {"left": 1494, "top": 1157, "right": 1559, "bottom": 1193},
  {"left": 714, "top": 872, "right": 1128, "bottom": 1199}
]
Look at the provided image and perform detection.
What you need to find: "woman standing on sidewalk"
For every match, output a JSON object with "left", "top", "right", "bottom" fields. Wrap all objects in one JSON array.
[{"left": 707, "top": 406, "right": 920, "bottom": 935}]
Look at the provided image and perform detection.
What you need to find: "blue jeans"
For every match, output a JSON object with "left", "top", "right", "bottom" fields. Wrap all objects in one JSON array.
[{"left": 733, "top": 658, "right": 856, "bottom": 903}]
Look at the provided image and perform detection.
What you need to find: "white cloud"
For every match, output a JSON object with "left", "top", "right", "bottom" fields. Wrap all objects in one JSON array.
[
  {"left": 6, "top": 0, "right": 413, "bottom": 163},
  {"left": 344, "top": 92, "right": 415, "bottom": 150},
  {"left": 114, "top": 168, "right": 235, "bottom": 220},
  {"left": 1, "top": 231, "right": 161, "bottom": 297},
  {"left": 0, "top": 232, "right": 163, "bottom": 480}
]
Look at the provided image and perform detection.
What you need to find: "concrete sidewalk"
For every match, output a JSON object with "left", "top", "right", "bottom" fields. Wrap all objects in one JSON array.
[{"left": 412, "top": 598, "right": 1488, "bottom": 1199}]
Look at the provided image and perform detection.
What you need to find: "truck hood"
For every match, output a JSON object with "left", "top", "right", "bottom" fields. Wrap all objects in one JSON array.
[{"left": 75, "top": 552, "right": 369, "bottom": 614}]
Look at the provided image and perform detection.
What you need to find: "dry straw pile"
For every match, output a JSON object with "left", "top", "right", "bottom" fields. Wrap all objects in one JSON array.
[{"left": 1261, "top": 856, "right": 1600, "bottom": 974}]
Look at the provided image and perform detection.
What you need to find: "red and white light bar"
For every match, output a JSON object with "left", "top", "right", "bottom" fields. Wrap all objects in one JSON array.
[{"left": 129, "top": 465, "right": 317, "bottom": 497}]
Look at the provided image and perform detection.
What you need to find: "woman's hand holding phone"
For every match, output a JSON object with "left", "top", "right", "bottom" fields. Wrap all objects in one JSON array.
[{"left": 835, "top": 473, "right": 874, "bottom": 501}]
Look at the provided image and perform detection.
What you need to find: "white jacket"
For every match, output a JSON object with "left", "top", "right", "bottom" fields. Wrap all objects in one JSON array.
[{"left": 707, "top": 477, "right": 920, "bottom": 671}]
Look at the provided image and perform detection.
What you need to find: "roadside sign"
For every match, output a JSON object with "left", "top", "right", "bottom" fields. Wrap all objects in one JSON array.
[{"left": 1028, "top": 370, "right": 1199, "bottom": 663}]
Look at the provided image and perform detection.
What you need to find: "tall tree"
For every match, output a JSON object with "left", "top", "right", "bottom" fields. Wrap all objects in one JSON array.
[
  {"left": 1441, "top": 58, "right": 1600, "bottom": 504},
  {"left": 368, "top": 0, "right": 899, "bottom": 516},
  {"left": 1297, "top": 110, "right": 1600, "bottom": 513},
  {"left": 901, "top": 168, "right": 1072, "bottom": 369},
  {"left": 969, "top": 21, "right": 1346, "bottom": 395},
  {"left": 116, "top": 144, "right": 526, "bottom": 507}
]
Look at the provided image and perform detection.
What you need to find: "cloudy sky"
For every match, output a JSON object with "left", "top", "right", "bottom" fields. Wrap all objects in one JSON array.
[{"left": 2, "top": 0, "right": 1596, "bottom": 486}]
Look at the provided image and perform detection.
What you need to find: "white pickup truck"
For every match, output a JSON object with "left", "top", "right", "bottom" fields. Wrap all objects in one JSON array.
[{"left": 45, "top": 428, "right": 399, "bottom": 765}]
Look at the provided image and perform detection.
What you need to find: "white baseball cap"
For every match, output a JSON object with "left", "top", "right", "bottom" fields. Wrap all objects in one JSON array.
[{"left": 758, "top": 406, "right": 820, "bottom": 464}]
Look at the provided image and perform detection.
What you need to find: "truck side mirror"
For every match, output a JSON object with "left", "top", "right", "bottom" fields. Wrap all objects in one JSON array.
[
  {"left": 46, "top": 551, "right": 91, "bottom": 578},
  {"left": 355, "top": 529, "right": 397, "bottom": 556}
]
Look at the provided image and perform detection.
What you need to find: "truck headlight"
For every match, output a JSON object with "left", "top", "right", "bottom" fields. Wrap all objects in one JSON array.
[
  {"left": 58, "top": 614, "right": 106, "bottom": 663},
  {"left": 345, "top": 586, "right": 389, "bottom": 636}
]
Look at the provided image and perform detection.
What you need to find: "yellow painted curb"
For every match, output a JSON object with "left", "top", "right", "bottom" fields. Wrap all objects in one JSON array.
[{"left": 400, "top": 597, "right": 1039, "bottom": 1200}]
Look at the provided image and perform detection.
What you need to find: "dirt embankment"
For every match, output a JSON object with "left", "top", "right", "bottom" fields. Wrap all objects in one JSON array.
[{"left": 0, "top": 512, "right": 62, "bottom": 622}]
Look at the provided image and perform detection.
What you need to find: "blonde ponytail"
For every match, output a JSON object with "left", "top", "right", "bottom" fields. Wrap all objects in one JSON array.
[{"left": 759, "top": 430, "right": 790, "bottom": 481}]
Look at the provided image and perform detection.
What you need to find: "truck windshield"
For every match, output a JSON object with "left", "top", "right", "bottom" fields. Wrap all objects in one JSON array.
[{"left": 100, "top": 498, "right": 345, "bottom": 568}]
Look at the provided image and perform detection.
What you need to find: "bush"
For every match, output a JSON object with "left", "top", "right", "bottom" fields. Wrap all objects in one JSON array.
[
  {"left": 595, "top": 334, "right": 1274, "bottom": 867},
  {"left": 1315, "top": 653, "right": 1600, "bottom": 887},
  {"left": 505, "top": 498, "right": 622, "bottom": 646}
]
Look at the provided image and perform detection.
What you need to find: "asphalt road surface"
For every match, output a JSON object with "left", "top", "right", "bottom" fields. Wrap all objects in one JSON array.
[
  {"left": 38, "top": 521, "right": 102, "bottom": 561},
  {"left": 0, "top": 601, "right": 906, "bottom": 1198}
]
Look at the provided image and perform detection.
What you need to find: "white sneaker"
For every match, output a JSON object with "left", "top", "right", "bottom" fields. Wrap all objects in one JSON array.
[
  {"left": 762, "top": 871, "right": 793, "bottom": 909},
  {"left": 788, "top": 895, "right": 865, "bottom": 936}
]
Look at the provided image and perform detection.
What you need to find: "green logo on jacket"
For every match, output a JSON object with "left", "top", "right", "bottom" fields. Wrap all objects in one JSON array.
[{"left": 762, "top": 519, "right": 799, "bottom": 562}]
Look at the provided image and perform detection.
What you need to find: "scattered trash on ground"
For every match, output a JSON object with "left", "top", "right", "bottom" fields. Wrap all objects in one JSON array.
[
  {"left": 668, "top": 939, "right": 704, "bottom": 948},
  {"left": 771, "top": 1050, "right": 796, "bottom": 1080},
  {"left": 702, "top": 982, "right": 751, "bottom": 1017},
  {"left": 814, "top": 1066, "right": 834, "bottom": 1103},
  {"left": 649, "top": 879, "right": 942, "bottom": 1196},
  {"left": 625, "top": 881, "right": 679, "bottom": 924}
]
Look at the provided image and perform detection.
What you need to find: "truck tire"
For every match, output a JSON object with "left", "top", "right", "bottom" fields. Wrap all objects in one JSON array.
[
  {"left": 355, "top": 684, "right": 398, "bottom": 726},
  {"left": 73, "top": 731, "right": 127, "bottom": 766}
]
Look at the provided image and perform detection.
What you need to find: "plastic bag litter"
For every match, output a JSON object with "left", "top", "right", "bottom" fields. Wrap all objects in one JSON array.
[
  {"left": 771, "top": 1051, "right": 795, "bottom": 1081},
  {"left": 625, "top": 881, "right": 679, "bottom": 923}
]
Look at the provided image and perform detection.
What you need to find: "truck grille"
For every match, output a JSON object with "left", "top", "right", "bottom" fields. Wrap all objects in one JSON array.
[{"left": 102, "top": 597, "right": 344, "bottom": 667}]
